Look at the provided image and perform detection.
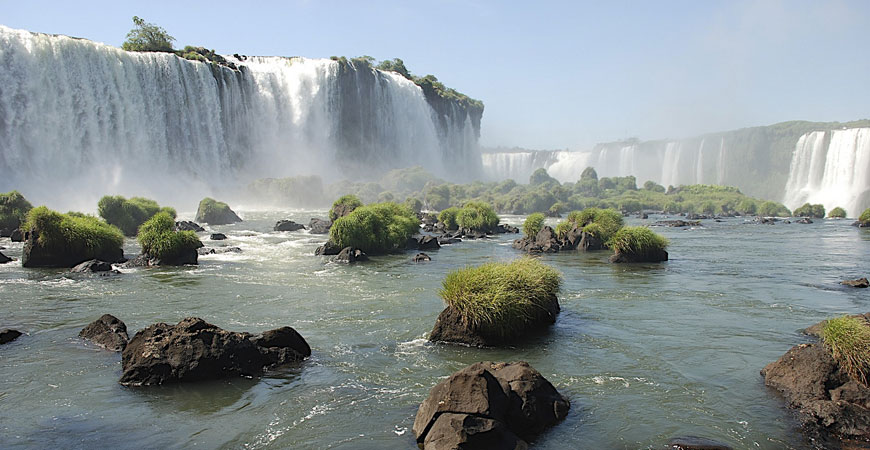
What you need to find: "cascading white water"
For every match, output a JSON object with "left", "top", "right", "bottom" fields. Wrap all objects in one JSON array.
[
  {"left": 0, "top": 26, "right": 481, "bottom": 210},
  {"left": 783, "top": 128, "right": 870, "bottom": 217}
]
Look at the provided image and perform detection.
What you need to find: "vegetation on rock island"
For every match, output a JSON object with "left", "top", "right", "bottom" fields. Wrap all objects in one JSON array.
[
  {"left": 793, "top": 202, "right": 826, "bottom": 218},
  {"left": 22, "top": 207, "right": 124, "bottom": 267},
  {"left": 523, "top": 213, "right": 546, "bottom": 237},
  {"left": 439, "top": 258, "right": 561, "bottom": 339},
  {"left": 195, "top": 198, "right": 242, "bottom": 225},
  {"left": 0, "top": 190, "right": 33, "bottom": 231},
  {"left": 820, "top": 316, "right": 870, "bottom": 385},
  {"left": 828, "top": 207, "right": 847, "bottom": 218},
  {"left": 555, "top": 208, "right": 624, "bottom": 244},
  {"left": 121, "top": 16, "right": 238, "bottom": 69},
  {"left": 137, "top": 212, "right": 202, "bottom": 264},
  {"left": 327, "top": 202, "right": 420, "bottom": 254},
  {"left": 98, "top": 195, "right": 176, "bottom": 236},
  {"left": 608, "top": 226, "right": 669, "bottom": 259},
  {"left": 455, "top": 201, "right": 500, "bottom": 233},
  {"left": 859, "top": 208, "right": 870, "bottom": 226}
]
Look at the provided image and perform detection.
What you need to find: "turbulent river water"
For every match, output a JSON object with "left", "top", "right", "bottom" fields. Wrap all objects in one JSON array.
[{"left": 1, "top": 211, "right": 869, "bottom": 449}]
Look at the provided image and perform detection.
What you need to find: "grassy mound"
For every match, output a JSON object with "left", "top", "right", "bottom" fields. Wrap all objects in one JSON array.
[
  {"left": 98, "top": 195, "right": 176, "bottom": 236},
  {"left": 329, "top": 194, "right": 363, "bottom": 222},
  {"left": 137, "top": 212, "right": 202, "bottom": 262},
  {"left": 439, "top": 258, "right": 561, "bottom": 339},
  {"left": 438, "top": 207, "right": 460, "bottom": 231},
  {"left": 328, "top": 202, "right": 420, "bottom": 254},
  {"left": 555, "top": 208, "right": 624, "bottom": 243},
  {"left": 23, "top": 207, "right": 124, "bottom": 260},
  {"left": 793, "top": 202, "right": 825, "bottom": 218},
  {"left": 828, "top": 207, "right": 847, "bottom": 218},
  {"left": 0, "top": 190, "right": 33, "bottom": 231},
  {"left": 523, "top": 213, "right": 546, "bottom": 237},
  {"left": 608, "top": 226, "right": 669, "bottom": 256},
  {"left": 455, "top": 201, "right": 499, "bottom": 232},
  {"left": 821, "top": 316, "right": 870, "bottom": 385},
  {"left": 195, "top": 198, "right": 241, "bottom": 225}
]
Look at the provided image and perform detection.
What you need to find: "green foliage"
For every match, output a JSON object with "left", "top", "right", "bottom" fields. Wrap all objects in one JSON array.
[
  {"left": 828, "top": 207, "right": 847, "bottom": 218},
  {"left": 758, "top": 201, "right": 791, "bottom": 217},
  {"left": 438, "top": 207, "right": 461, "bottom": 231},
  {"left": 821, "top": 316, "right": 870, "bottom": 385},
  {"left": 329, "top": 194, "right": 363, "bottom": 222},
  {"left": 530, "top": 168, "right": 558, "bottom": 187},
  {"left": 793, "top": 202, "right": 825, "bottom": 218},
  {"left": 643, "top": 180, "right": 666, "bottom": 193},
  {"left": 523, "top": 213, "right": 546, "bottom": 237},
  {"left": 737, "top": 198, "right": 757, "bottom": 215},
  {"left": 580, "top": 167, "right": 598, "bottom": 181},
  {"left": 0, "top": 190, "right": 33, "bottom": 231},
  {"left": 860, "top": 208, "right": 870, "bottom": 225},
  {"left": 439, "top": 258, "right": 562, "bottom": 339},
  {"left": 122, "top": 16, "right": 175, "bottom": 52},
  {"left": 456, "top": 201, "right": 500, "bottom": 232},
  {"left": 404, "top": 197, "right": 423, "bottom": 214},
  {"left": 137, "top": 212, "right": 202, "bottom": 261},
  {"left": 608, "top": 226, "right": 669, "bottom": 257},
  {"left": 23, "top": 207, "right": 123, "bottom": 257},
  {"left": 413, "top": 74, "right": 484, "bottom": 111},
  {"left": 176, "top": 46, "right": 237, "bottom": 69},
  {"left": 375, "top": 58, "right": 411, "bottom": 79},
  {"left": 328, "top": 202, "right": 420, "bottom": 254},
  {"left": 97, "top": 195, "right": 175, "bottom": 236}
]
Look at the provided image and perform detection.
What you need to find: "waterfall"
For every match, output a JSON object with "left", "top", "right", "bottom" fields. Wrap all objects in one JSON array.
[
  {"left": 783, "top": 128, "right": 870, "bottom": 216},
  {"left": 0, "top": 26, "right": 481, "bottom": 210}
]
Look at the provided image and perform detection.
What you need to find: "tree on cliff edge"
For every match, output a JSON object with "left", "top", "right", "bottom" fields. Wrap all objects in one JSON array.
[{"left": 122, "top": 16, "right": 175, "bottom": 52}]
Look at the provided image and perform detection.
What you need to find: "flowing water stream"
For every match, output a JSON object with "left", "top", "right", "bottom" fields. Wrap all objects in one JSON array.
[{"left": 1, "top": 212, "right": 869, "bottom": 449}]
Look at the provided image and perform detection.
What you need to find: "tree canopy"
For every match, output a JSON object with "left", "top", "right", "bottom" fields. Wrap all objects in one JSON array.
[{"left": 122, "top": 16, "right": 175, "bottom": 52}]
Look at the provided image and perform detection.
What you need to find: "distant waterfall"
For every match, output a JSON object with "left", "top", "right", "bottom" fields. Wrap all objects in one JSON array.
[
  {"left": 0, "top": 26, "right": 481, "bottom": 210},
  {"left": 783, "top": 128, "right": 870, "bottom": 217}
]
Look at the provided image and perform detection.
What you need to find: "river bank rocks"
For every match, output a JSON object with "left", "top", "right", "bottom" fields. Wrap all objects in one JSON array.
[
  {"left": 307, "top": 218, "right": 331, "bottom": 234},
  {"left": 198, "top": 247, "right": 242, "bottom": 255},
  {"left": 79, "top": 314, "right": 128, "bottom": 351},
  {"left": 842, "top": 277, "right": 870, "bottom": 288},
  {"left": 274, "top": 220, "right": 305, "bottom": 232},
  {"left": 119, "top": 317, "right": 310, "bottom": 386},
  {"left": 315, "top": 241, "right": 342, "bottom": 256},
  {"left": 0, "top": 329, "right": 22, "bottom": 344},
  {"left": 413, "top": 361, "right": 569, "bottom": 450},
  {"left": 406, "top": 235, "right": 440, "bottom": 251},
  {"left": 175, "top": 221, "right": 205, "bottom": 232},
  {"left": 762, "top": 316, "right": 870, "bottom": 446}
]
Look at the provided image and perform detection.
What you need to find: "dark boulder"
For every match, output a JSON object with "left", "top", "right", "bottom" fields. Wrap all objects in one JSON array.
[
  {"left": 210, "top": 233, "right": 227, "bottom": 240},
  {"left": 413, "top": 253, "right": 432, "bottom": 263},
  {"left": 413, "top": 361, "right": 569, "bottom": 449},
  {"left": 639, "top": 213, "right": 649, "bottom": 219},
  {"left": 796, "top": 218, "right": 814, "bottom": 224},
  {"left": 0, "top": 251, "right": 11, "bottom": 264},
  {"left": 668, "top": 436, "right": 733, "bottom": 450},
  {"left": 421, "top": 213, "right": 438, "bottom": 226},
  {"left": 79, "top": 314, "right": 128, "bottom": 351},
  {"left": 0, "top": 329, "right": 22, "bottom": 345},
  {"left": 578, "top": 231, "right": 605, "bottom": 251},
  {"left": 195, "top": 203, "right": 242, "bottom": 226},
  {"left": 71, "top": 259, "right": 116, "bottom": 273},
  {"left": 0, "top": 228, "right": 11, "bottom": 238},
  {"left": 333, "top": 247, "right": 368, "bottom": 263},
  {"left": 10, "top": 229, "right": 23, "bottom": 242},
  {"left": 119, "top": 317, "right": 310, "bottom": 386},
  {"left": 842, "top": 278, "right": 870, "bottom": 288},
  {"left": 418, "top": 235, "right": 441, "bottom": 251},
  {"left": 274, "top": 220, "right": 305, "bottom": 232},
  {"left": 331, "top": 202, "right": 357, "bottom": 221},
  {"left": 315, "top": 241, "right": 342, "bottom": 256},
  {"left": 175, "top": 221, "right": 205, "bottom": 232},
  {"left": 307, "top": 218, "right": 331, "bottom": 234},
  {"left": 609, "top": 248, "right": 669, "bottom": 263},
  {"left": 512, "top": 226, "right": 561, "bottom": 253},
  {"left": 438, "top": 236, "right": 461, "bottom": 245},
  {"left": 23, "top": 229, "right": 124, "bottom": 268},
  {"left": 429, "top": 298, "right": 560, "bottom": 348}
]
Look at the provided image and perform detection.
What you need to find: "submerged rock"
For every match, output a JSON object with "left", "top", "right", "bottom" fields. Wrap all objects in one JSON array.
[
  {"left": 120, "top": 317, "right": 310, "bottom": 386},
  {"left": 274, "top": 220, "right": 305, "bottom": 232},
  {"left": 70, "top": 259, "right": 115, "bottom": 273},
  {"left": 333, "top": 247, "right": 368, "bottom": 263},
  {"left": 79, "top": 314, "right": 128, "bottom": 351},
  {"left": 413, "top": 253, "right": 431, "bottom": 263},
  {"left": 175, "top": 221, "right": 205, "bottom": 232},
  {"left": 210, "top": 233, "right": 227, "bottom": 240},
  {"left": 307, "top": 218, "right": 331, "bottom": 234},
  {"left": 842, "top": 277, "right": 870, "bottom": 288},
  {"left": 437, "top": 236, "right": 461, "bottom": 245},
  {"left": 668, "top": 436, "right": 733, "bottom": 450},
  {"left": 795, "top": 218, "right": 814, "bottom": 224},
  {"left": 413, "top": 361, "right": 569, "bottom": 450},
  {"left": 0, "top": 329, "right": 22, "bottom": 345}
]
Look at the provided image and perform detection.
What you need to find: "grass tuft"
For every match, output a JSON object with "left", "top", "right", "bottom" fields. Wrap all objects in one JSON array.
[
  {"left": 523, "top": 213, "right": 546, "bottom": 237},
  {"left": 137, "top": 212, "right": 202, "bottom": 261},
  {"left": 439, "top": 258, "right": 561, "bottom": 339},
  {"left": 821, "top": 316, "right": 870, "bottom": 385},
  {"left": 828, "top": 207, "right": 847, "bottom": 218},
  {"left": 328, "top": 202, "right": 420, "bottom": 254},
  {"left": 23, "top": 207, "right": 124, "bottom": 257},
  {"left": 860, "top": 208, "right": 870, "bottom": 225},
  {"left": 607, "top": 226, "right": 669, "bottom": 256},
  {"left": 555, "top": 207, "right": 624, "bottom": 243},
  {"left": 455, "top": 201, "right": 500, "bottom": 232},
  {"left": 98, "top": 195, "right": 176, "bottom": 236}
]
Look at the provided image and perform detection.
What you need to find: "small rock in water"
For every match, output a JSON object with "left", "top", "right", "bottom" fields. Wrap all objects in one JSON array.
[
  {"left": 10, "top": 229, "right": 23, "bottom": 242},
  {"left": 70, "top": 259, "right": 114, "bottom": 273},
  {"left": 795, "top": 218, "right": 813, "bottom": 224},
  {"left": 668, "top": 436, "right": 733, "bottom": 450},
  {"left": 79, "top": 314, "right": 128, "bottom": 351},
  {"left": 307, "top": 218, "right": 331, "bottom": 234},
  {"left": 0, "top": 329, "right": 22, "bottom": 344},
  {"left": 842, "top": 277, "right": 870, "bottom": 288},
  {"left": 274, "top": 220, "right": 305, "bottom": 232},
  {"left": 413, "top": 253, "right": 431, "bottom": 263},
  {"left": 333, "top": 247, "right": 367, "bottom": 263},
  {"left": 210, "top": 233, "right": 227, "bottom": 240},
  {"left": 0, "top": 251, "right": 12, "bottom": 264},
  {"left": 175, "top": 221, "right": 205, "bottom": 232}
]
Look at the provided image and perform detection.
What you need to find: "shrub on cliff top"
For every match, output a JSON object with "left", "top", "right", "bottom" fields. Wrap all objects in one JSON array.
[
  {"left": 456, "top": 201, "right": 499, "bottom": 232},
  {"left": 98, "top": 195, "right": 176, "bottom": 236},
  {"left": 0, "top": 190, "right": 33, "bottom": 231},
  {"left": 523, "top": 213, "right": 546, "bottom": 237},
  {"left": 23, "top": 207, "right": 124, "bottom": 258},
  {"left": 439, "top": 258, "right": 561, "bottom": 339},
  {"left": 137, "top": 212, "right": 202, "bottom": 262},
  {"left": 328, "top": 202, "right": 420, "bottom": 254},
  {"left": 122, "top": 16, "right": 175, "bottom": 52},
  {"left": 608, "top": 226, "right": 669, "bottom": 257},
  {"left": 329, "top": 194, "right": 363, "bottom": 222},
  {"left": 821, "top": 316, "right": 870, "bottom": 385}
]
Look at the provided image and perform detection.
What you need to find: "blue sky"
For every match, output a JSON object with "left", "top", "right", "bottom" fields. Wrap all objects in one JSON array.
[{"left": 3, "top": 0, "right": 868, "bottom": 149}]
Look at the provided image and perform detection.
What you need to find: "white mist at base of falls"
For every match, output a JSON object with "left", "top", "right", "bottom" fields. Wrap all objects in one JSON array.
[{"left": 0, "top": 26, "right": 481, "bottom": 212}]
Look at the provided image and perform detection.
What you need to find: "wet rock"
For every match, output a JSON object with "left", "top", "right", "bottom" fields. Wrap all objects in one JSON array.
[
  {"left": 307, "top": 218, "right": 331, "bottom": 234},
  {"left": 333, "top": 247, "right": 368, "bottom": 263},
  {"left": 0, "top": 329, "right": 22, "bottom": 345},
  {"left": 0, "top": 251, "right": 11, "bottom": 264},
  {"left": 653, "top": 220, "right": 701, "bottom": 228},
  {"left": 210, "top": 233, "right": 227, "bottom": 240},
  {"left": 195, "top": 201, "right": 242, "bottom": 225},
  {"left": 274, "top": 220, "right": 305, "bottom": 232},
  {"left": 197, "top": 247, "right": 242, "bottom": 256},
  {"left": 120, "top": 317, "right": 310, "bottom": 385},
  {"left": 124, "top": 249, "right": 198, "bottom": 267},
  {"left": 0, "top": 228, "right": 11, "bottom": 238},
  {"left": 23, "top": 229, "right": 124, "bottom": 268},
  {"left": 668, "top": 436, "right": 733, "bottom": 450},
  {"left": 417, "top": 235, "right": 441, "bottom": 251},
  {"left": 430, "top": 297, "right": 559, "bottom": 348},
  {"left": 79, "top": 314, "right": 128, "bottom": 351},
  {"left": 70, "top": 259, "right": 115, "bottom": 273},
  {"left": 842, "top": 277, "right": 870, "bottom": 288},
  {"left": 495, "top": 224, "right": 519, "bottom": 234},
  {"left": 512, "top": 226, "right": 561, "bottom": 253},
  {"left": 413, "top": 361, "right": 569, "bottom": 449},
  {"left": 639, "top": 213, "right": 649, "bottom": 219},
  {"left": 578, "top": 230, "right": 604, "bottom": 251},
  {"left": 315, "top": 241, "right": 342, "bottom": 256},
  {"left": 10, "top": 229, "right": 23, "bottom": 242},
  {"left": 413, "top": 253, "right": 431, "bottom": 263},
  {"left": 686, "top": 214, "right": 710, "bottom": 220},
  {"left": 795, "top": 218, "right": 814, "bottom": 224},
  {"left": 175, "top": 221, "right": 205, "bottom": 232},
  {"left": 609, "top": 248, "right": 669, "bottom": 263},
  {"left": 754, "top": 217, "right": 778, "bottom": 225},
  {"left": 437, "top": 236, "right": 461, "bottom": 245}
]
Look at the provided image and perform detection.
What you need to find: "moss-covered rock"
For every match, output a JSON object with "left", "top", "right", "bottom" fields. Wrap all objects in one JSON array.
[
  {"left": 136, "top": 212, "right": 203, "bottom": 266},
  {"left": 22, "top": 207, "right": 125, "bottom": 268},
  {"left": 608, "top": 226, "right": 669, "bottom": 263},
  {"left": 195, "top": 198, "right": 242, "bottom": 225}
]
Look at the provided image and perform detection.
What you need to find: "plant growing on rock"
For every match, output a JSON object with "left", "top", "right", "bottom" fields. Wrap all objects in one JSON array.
[
  {"left": 195, "top": 197, "right": 241, "bottom": 225},
  {"left": 22, "top": 207, "right": 124, "bottom": 267},
  {"left": 0, "top": 190, "right": 33, "bottom": 231},
  {"left": 794, "top": 202, "right": 826, "bottom": 218},
  {"left": 438, "top": 258, "right": 561, "bottom": 340},
  {"left": 455, "top": 201, "right": 499, "bottom": 232},
  {"left": 438, "top": 206, "right": 460, "bottom": 231},
  {"left": 523, "top": 213, "right": 546, "bottom": 237},
  {"left": 137, "top": 212, "right": 202, "bottom": 263},
  {"left": 328, "top": 202, "right": 420, "bottom": 254},
  {"left": 820, "top": 316, "right": 870, "bottom": 385},
  {"left": 98, "top": 195, "right": 176, "bottom": 236},
  {"left": 329, "top": 194, "right": 363, "bottom": 222},
  {"left": 828, "top": 207, "right": 847, "bottom": 218},
  {"left": 608, "top": 226, "right": 669, "bottom": 258},
  {"left": 556, "top": 208, "right": 624, "bottom": 243},
  {"left": 859, "top": 208, "right": 870, "bottom": 226}
]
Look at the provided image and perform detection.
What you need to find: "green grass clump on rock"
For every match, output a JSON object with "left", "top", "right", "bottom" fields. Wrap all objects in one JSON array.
[
  {"left": 859, "top": 208, "right": 870, "bottom": 226},
  {"left": 329, "top": 194, "right": 363, "bottom": 222},
  {"left": 0, "top": 190, "right": 33, "bottom": 231},
  {"left": 438, "top": 206, "right": 460, "bottom": 231},
  {"left": 455, "top": 201, "right": 499, "bottom": 232},
  {"left": 828, "top": 207, "right": 847, "bottom": 218},
  {"left": 328, "top": 202, "right": 420, "bottom": 254},
  {"left": 439, "top": 258, "right": 561, "bottom": 339},
  {"left": 555, "top": 207, "right": 624, "bottom": 243},
  {"left": 608, "top": 226, "right": 669, "bottom": 257},
  {"left": 821, "top": 316, "right": 870, "bottom": 385},
  {"left": 98, "top": 195, "right": 176, "bottom": 236},
  {"left": 523, "top": 213, "right": 546, "bottom": 237},
  {"left": 137, "top": 212, "right": 202, "bottom": 261},
  {"left": 23, "top": 207, "right": 124, "bottom": 258},
  {"left": 794, "top": 202, "right": 826, "bottom": 218}
]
